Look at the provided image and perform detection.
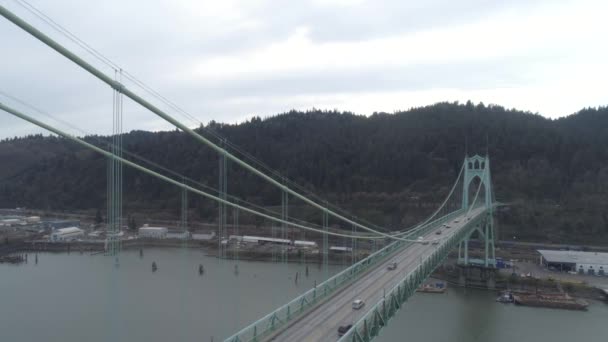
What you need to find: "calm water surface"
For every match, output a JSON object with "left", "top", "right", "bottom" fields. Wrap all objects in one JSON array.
[
  {"left": 376, "top": 285, "right": 607, "bottom": 342},
  {"left": 1, "top": 249, "right": 606, "bottom": 342}
]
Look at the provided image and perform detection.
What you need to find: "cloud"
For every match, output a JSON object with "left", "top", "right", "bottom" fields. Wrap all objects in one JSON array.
[
  {"left": 0, "top": 0, "right": 607, "bottom": 139},
  {"left": 190, "top": 1, "right": 606, "bottom": 78}
]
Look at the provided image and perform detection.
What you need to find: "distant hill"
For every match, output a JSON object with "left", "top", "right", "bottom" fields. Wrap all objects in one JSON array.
[{"left": 1, "top": 102, "right": 607, "bottom": 243}]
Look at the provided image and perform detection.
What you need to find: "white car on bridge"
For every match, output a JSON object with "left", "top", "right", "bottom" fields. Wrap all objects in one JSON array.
[
  {"left": 352, "top": 299, "right": 365, "bottom": 310},
  {"left": 417, "top": 236, "right": 429, "bottom": 245}
]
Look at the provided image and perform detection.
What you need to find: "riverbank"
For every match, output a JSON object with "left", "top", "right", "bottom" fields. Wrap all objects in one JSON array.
[
  {"left": 5, "top": 239, "right": 606, "bottom": 303},
  {"left": 2, "top": 239, "right": 366, "bottom": 266},
  {"left": 432, "top": 264, "right": 607, "bottom": 302}
]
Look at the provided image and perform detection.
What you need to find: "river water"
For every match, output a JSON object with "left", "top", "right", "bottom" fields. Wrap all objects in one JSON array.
[{"left": 1, "top": 248, "right": 605, "bottom": 342}]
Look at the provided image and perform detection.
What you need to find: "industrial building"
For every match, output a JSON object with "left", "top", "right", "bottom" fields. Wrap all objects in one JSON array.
[
  {"left": 138, "top": 226, "right": 168, "bottom": 239},
  {"left": 50, "top": 227, "right": 84, "bottom": 242},
  {"left": 192, "top": 232, "right": 216, "bottom": 241},
  {"left": 166, "top": 231, "right": 191, "bottom": 240},
  {"left": 44, "top": 220, "right": 81, "bottom": 231},
  {"left": 294, "top": 240, "right": 317, "bottom": 248},
  {"left": 330, "top": 246, "right": 353, "bottom": 253},
  {"left": 0, "top": 218, "right": 24, "bottom": 226},
  {"left": 242, "top": 235, "right": 291, "bottom": 245},
  {"left": 228, "top": 235, "right": 243, "bottom": 242},
  {"left": 538, "top": 249, "right": 608, "bottom": 275},
  {"left": 26, "top": 216, "right": 40, "bottom": 223}
]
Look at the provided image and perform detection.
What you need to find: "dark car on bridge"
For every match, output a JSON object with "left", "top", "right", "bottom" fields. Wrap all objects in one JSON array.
[{"left": 338, "top": 324, "right": 353, "bottom": 337}]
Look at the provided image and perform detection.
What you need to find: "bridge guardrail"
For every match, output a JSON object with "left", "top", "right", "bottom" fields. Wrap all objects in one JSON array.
[
  {"left": 223, "top": 209, "right": 465, "bottom": 342},
  {"left": 337, "top": 208, "right": 487, "bottom": 342}
]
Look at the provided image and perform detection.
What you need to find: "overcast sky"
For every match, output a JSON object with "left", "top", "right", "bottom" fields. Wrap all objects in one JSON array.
[{"left": 1, "top": 0, "right": 607, "bottom": 139}]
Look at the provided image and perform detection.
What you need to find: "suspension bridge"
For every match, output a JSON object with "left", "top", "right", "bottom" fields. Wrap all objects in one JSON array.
[
  {"left": 224, "top": 155, "right": 496, "bottom": 342},
  {"left": 1, "top": 4, "right": 500, "bottom": 342}
]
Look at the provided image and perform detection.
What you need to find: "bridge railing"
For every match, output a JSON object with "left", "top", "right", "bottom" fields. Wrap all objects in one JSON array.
[
  {"left": 223, "top": 209, "right": 465, "bottom": 342},
  {"left": 337, "top": 208, "right": 487, "bottom": 342}
]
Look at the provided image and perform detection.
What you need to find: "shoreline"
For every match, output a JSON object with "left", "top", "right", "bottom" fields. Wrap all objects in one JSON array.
[
  {"left": 4, "top": 241, "right": 607, "bottom": 303},
  {"left": 431, "top": 265, "right": 607, "bottom": 302},
  {"left": 2, "top": 239, "right": 360, "bottom": 266}
]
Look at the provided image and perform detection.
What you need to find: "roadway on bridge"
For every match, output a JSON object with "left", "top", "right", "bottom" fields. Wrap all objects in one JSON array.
[{"left": 267, "top": 207, "right": 485, "bottom": 342}]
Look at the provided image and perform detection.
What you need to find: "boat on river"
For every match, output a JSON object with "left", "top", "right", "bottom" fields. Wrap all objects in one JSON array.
[
  {"left": 513, "top": 293, "right": 588, "bottom": 310},
  {"left": 496, "top": 291, "right": 514, "bottom": 303},
  {"left": 417, "top": 283, "right": 446, "bottom": 294}
]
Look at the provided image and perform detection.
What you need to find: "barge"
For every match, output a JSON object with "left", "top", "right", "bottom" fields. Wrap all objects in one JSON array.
[
  {"left": 513, "top": 293, "right": 589, "bottom": 310},
  {"left": 417, "top": 283, "right": 447, "bottom": 294}
]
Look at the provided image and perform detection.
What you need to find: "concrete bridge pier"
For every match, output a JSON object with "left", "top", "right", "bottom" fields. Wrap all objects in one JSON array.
[
  {"left": 457, "top": 264, "right": 498, "bottom": 289},
  {"left": 458, "top": 266, "right": 467, "bottom": 287}
]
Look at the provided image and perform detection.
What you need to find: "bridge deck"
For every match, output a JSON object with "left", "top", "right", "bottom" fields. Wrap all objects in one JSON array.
[{"left": 267, "top": 208, "right": 485, "bottom": 342}]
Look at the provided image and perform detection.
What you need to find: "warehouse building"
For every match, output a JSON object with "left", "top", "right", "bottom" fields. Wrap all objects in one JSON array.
[
  {"left": 166, "top": 231, "right": 191, "bottom": 240},
  {"left": 138, "top": 226, "right": 168, "bottom": 239},
  {"left": 242, "top": 235, "right": 291, "bottom": 245},
  {"left": 0, "top": 218, "right": 24, "bottom": 226},
  {"left": 330, "top": 246, "right": 353, "bottom": 253},
  {"left": 50, "top": 227, "right": 84, "bottom": 242},
  {"left": 228, "top": 235, "right": 243, "bottom": 242},
  {"left": 538, "top": 249, "right": 608, "bottom": 275},
  {"left": 26, "top": 216, "right": 41, "bottom": 223},
  {"left": 45, "top": 220, "right": 80, "bottom": 231},
  {"left": 294, "top": 240, "right": 317, "bottom": 248},
  {"left": 192, "top": 232, "right": 216, "bottom": 241}
]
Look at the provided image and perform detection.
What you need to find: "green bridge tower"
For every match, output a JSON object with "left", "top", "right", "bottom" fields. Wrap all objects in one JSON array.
[{"left": 459, "top": 154, "right": 496, "bottom": 268}]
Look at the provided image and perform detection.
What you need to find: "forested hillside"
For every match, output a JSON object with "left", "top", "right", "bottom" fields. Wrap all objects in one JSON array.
[{"left": 1, "top": 102, "right": 607, "bottom": 243}]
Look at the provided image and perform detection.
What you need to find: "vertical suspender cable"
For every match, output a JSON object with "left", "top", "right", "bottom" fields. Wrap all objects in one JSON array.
[
  {"left": 218, "top": 142, "right": 226, "bottom": 260},
  {"left": 351, "top": 223, "right": 356, "bottom": 266},
  {"left": 233, "top": 207, "right": 239, "bottom": 263},
  {"left": 117, "top": 69, "right": 123, "bottom": 257},
  {"left": 323, "top": 208, "right": 328, "bottom": 280},
  {"left": 181, "top": 177, "right": 188, "bottom": 245},
  {"left": 281, "top": 178, "right": 288, "bottom": 264},
  {"left": 223, "top": 139, "right": 228, "bottom": 258}
]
